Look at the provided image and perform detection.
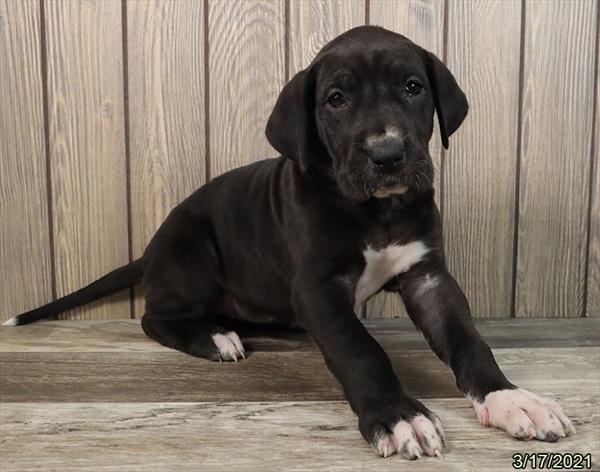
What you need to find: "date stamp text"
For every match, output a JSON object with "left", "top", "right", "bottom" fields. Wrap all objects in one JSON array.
[{"left": 512, "top": 453, "right": 592, "bottom": 470}]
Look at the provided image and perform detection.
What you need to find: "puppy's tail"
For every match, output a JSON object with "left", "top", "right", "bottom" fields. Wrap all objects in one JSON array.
[{"left": 2, "top": 259, "right": 144, "bottom": 327}]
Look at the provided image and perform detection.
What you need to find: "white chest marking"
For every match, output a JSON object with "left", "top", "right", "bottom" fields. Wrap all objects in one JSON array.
[{"left": 355, "top": 241, "right": 429, "bottom": 306}]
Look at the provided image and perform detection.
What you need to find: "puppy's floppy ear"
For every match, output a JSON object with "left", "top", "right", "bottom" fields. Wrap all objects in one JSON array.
[
  {"left": 265, "top": 67, "right": 319, "bottom": 172},
  {"left": 423, "top": 51, "right": 469, "bottom": 149}
]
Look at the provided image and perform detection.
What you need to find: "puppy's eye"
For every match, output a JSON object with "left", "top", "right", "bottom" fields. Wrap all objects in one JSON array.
[
  {"left": 404, "top": 80, "right": 423, "bottom": 96},
  {"left": 327, "top": 92, "right": 347, "bottom": 108}
]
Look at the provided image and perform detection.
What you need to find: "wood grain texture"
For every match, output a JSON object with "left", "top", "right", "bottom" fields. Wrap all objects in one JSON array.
[
  {"left": 288, "top": 0, "right": 365, "bottom": 75},
  {"left": 45, "top": 0, "right": 130, "bottom": 320},
  {"left": 516, "top": 0, "right": 597, "bottom": 317},
  {"left": 1, "top": 396, "right": 598, "bottom": 472},
  {"left": 208, "top": 0, "right": 285, "bottom": 177},
  {"left": 588, "top": 30, "right": 600, "bottom": 317},
  {"left": 366, "top": 0, "right": 445, "bottom": 318},
  {"left": 443, "top": 0, "right": 521, "bottom": 318},
  {"left": 127, "top": 0, "right": 206, "bottom": 317},
  {"left": 1, "top": 318, "right": 598, "bottom": 402},
  {"left": 1, "top": 319, "right": 598, "bottom": 470},
  {"left": 2, "top": 346, "right": 597, "bottom": 403},
  {"left": 0, "top": 0, "right": 53, "bottom": 321},
  {"left": 2, "top": 318, "right": 598, "bottom": 352}
]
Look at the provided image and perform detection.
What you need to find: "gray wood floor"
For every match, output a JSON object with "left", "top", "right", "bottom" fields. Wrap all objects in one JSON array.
[{"left": 1, "top": 318, "right": 599, "bottom": 471}]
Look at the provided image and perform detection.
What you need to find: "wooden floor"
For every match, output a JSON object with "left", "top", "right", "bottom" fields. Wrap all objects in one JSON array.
[{"left": 1, "top": 318, "right": 599, "bottom": 471}]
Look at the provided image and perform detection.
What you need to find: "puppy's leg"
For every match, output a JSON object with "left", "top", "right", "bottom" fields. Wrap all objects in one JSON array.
[
  {"left": 141, "top": 282, "right": 245, "bottom": 362},
  {"left": 395, "top": 264, "right": 575, "bottom": 441},
  {"left": 293, "top": 266, "right": 444, "bottom": 459},
  {"left": 142, "top": 315, "right": 245, "bottom": 361},
  {"left": 141, "top": 221, "right": 246, "bottom": 361}
]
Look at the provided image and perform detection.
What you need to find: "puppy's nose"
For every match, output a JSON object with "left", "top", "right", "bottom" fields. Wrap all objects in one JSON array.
[{"left": 366, "top": 138, "right": 406, "bottom": 168}]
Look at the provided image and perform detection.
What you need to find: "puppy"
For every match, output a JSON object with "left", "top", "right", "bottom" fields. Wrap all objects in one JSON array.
[{"left": 5, "top": 26, "right": 574, "bottom": 458}]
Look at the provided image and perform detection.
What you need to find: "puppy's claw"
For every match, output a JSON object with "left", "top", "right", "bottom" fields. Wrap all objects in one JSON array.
[
  {"left": 374, "top": 435, "right": 396, "bottom": 458},
  {"left": 434, "top": 449, "right": 442, "bottom": 458}
]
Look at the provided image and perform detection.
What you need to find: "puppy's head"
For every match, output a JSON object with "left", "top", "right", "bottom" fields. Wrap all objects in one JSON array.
[{"left": 266, "top": 26, "right": 468, "bottom": 201}]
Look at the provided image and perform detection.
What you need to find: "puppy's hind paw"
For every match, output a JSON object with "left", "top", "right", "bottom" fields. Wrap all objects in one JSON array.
[{"left": 211, "top": 331, "right": 246, "bottom": 362}]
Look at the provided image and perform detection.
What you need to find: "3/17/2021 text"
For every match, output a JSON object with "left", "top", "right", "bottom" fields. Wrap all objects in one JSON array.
[{"left": 512, "top": 453, "right": 592, "bottom": 470}]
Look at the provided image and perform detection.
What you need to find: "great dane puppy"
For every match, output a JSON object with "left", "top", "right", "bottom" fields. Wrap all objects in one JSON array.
[{"left": 5, "top": 26, "right": 574, "bottom": 458}]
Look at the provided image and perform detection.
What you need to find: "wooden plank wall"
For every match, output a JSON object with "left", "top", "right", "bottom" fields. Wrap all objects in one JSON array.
[
  {"left": 0, "top": 0, "right": 53, "bottom": 318},
  {"left": 589, "top": 26, "right": 600, "bottom": 317},
  {"left": 515, "top": 0, "right": 597, "bottom": 317},
  {"left": 127, "top": 0, "right": 206, "bottom": 314},
  {"left": 444, "top": 0, "right": 521, "bottom": 319},
  {"left": 0, "top": 0, "right": 597, "bottom": 322},
  {"left": 45, "top": 0, "right": 130, "bottom": 320}
]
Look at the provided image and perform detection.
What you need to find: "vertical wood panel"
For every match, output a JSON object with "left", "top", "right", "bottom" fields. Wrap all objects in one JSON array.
[
  {"left": 208, "top": 0, "right": 285, "bottom": 177},
  {"left": 288, "top": 0, "right": 365, "bottom": 76},
  {"left": 444, "top": 0, "right": 521, "bottom": 318},
  {"left": 45, "top": 0, "right": 130, "bottom": 319},
  {"left": 366, "top": 0, "right": 444, "bottom": 318},
  {"left": 587, "top": 22, "right": 599, "bottom": 317},
  {"left": 516, "top": 0, "right": 596, "bottom": 317},
  {"left": 0, "top": 0, "right": 53, "bottom": 321},
  {"left": 589, "top": 142, "right": 599, "bottom": 317},
  {"left": 127, "top": 0, "right": 206, "bottom": 317}
]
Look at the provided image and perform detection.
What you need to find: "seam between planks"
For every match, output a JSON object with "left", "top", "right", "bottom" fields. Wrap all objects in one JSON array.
[
  {"left": 203, "top": 0, "right": 211, "bottom": 182},
  {"left": 120, "top": 0, "right": 135, "bottom": 320},
  {"left": 438, "top": 0, "right": 449, "bottom": 224},
  {"left": 511, "top": 0, "right": 527, "bottom": 319},
  {"left": 39, "top": 0, "right": 57, "bottom": 305},
  {"left": 582, "top": 0, "right": 600, "bottom": 318}
]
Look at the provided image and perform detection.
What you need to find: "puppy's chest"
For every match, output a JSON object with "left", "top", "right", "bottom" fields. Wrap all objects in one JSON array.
[{"left": 354, "top": 241, "right": 429, "bottom": 306}]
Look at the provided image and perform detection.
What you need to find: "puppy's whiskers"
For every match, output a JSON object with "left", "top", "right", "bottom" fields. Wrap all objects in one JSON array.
[{"left": 422, "top": 158, "right": 438, "bottom": 176}]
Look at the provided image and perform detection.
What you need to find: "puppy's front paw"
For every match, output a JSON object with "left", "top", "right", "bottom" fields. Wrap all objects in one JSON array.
[
  {"left": 471, "top": 388, "right": 575, "bottom": 441},
  {"left": 359, "top": 397, "right": 445, "bottom": 459}
]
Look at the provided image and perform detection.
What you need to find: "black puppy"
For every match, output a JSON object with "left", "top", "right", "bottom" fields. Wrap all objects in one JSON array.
[{"left": 5, "top": 26, "right": 574, "bottom": 458}]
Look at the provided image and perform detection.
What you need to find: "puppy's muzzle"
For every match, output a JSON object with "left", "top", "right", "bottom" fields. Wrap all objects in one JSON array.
[{"left": 364, "top": 136, "right": 405, "bottom": 172}]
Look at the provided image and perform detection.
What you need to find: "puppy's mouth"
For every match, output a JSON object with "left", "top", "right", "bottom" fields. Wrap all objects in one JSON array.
[
  {"left": 373, "top": 181, "right": 409, "bottom": 198},
  {"left": 337, "top": 153, "right": 433, "bottom": 201}
]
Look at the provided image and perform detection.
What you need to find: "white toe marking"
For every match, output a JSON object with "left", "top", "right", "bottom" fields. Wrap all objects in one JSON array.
[
  {"left": 392, "top": 420, "right": 423, "bottom": 459},
  {"left": 2, "top": 317, "right": 17, "bottom": 327},
  {"left": 470, "top": 388, "right": 575, "bottom": 440},
  {"left": 430, "top": 413, "right": 446, "bottom": 444},
  {"left": 519, "top": 388, "right": 576, "bottom": 436},
  {"left": 409, "top": 414, "right": 444, "bottom": 456},
  {"left": 225, "top": 331, "right": 246, "bottom": 359},
  {"left": 211, "top": 331, "right": 245, "bottom": 361},
  {"left": 373, "top": 414, "right": 445, "bottom": 459}
]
